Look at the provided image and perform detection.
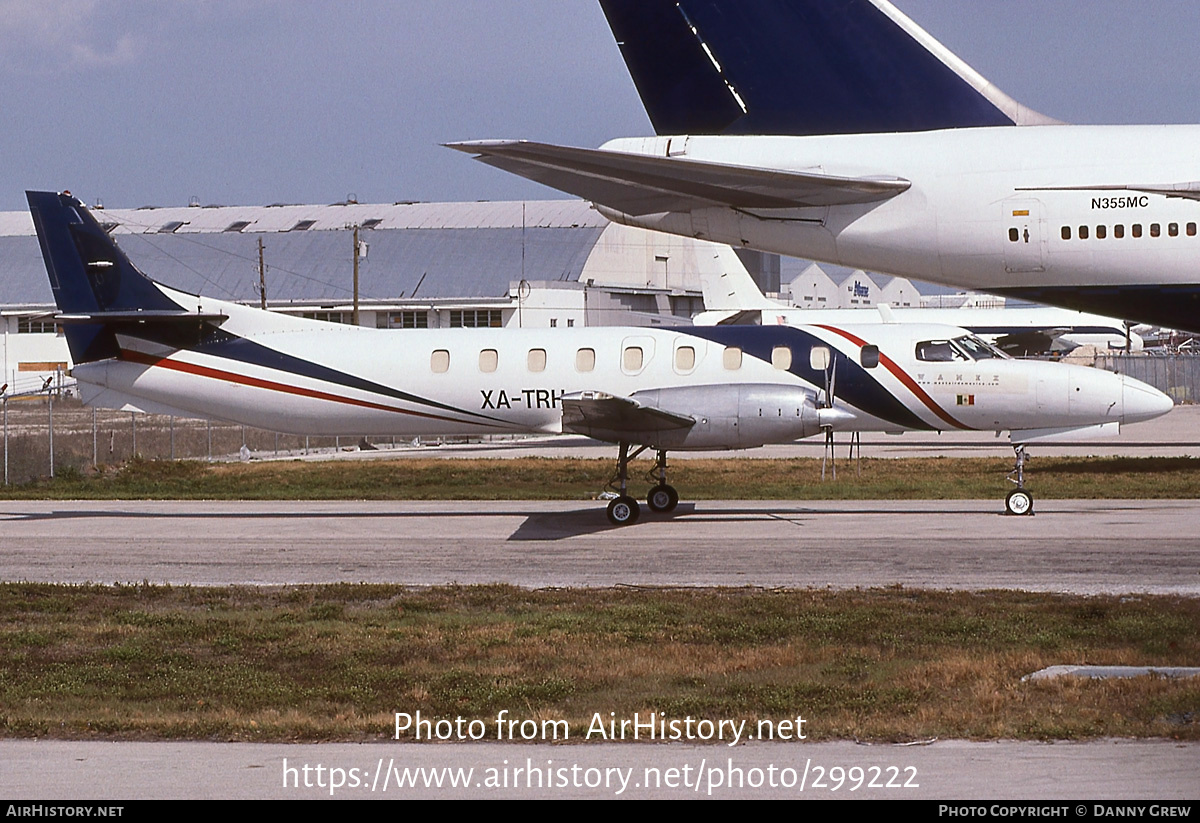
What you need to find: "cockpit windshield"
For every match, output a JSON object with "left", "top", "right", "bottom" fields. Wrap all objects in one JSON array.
[
  {"left": 954, "top": 335, "right": 1008, "bottom": 360},
  {"left": 916, "top": 335, "right": 1010, "bottom": 362}
]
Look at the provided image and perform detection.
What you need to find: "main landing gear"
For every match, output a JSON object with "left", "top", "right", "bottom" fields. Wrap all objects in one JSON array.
[
  {"left": 605, "top": 443, "right": 679, "bottom": 526},
  {"left": 1005, "top": 444, "right": 1034, "bottom": 516}
]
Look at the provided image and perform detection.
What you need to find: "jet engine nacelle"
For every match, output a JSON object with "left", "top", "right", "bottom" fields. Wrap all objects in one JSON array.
[{"left": 630, "top": 384, "right": 824, "bottom": 450}]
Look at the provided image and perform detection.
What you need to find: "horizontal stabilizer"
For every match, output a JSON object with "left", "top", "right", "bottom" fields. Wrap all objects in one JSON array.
[
  {"left": 57, "top": 310, "right": 228, "bottom": 325},
  {"left": 447, "top": 140, "right": 910, "bottom": 216},
  {"left": 562, "top": 391, "right": 695, "bottom": 439}
]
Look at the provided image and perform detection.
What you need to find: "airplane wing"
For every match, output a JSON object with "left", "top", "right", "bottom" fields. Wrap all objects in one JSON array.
[
  {"left": 446, "top": 140, "right": 911, "bottom": 216},
  {"left": 561, "top": 391, "right": 694, "bottom": 440}
]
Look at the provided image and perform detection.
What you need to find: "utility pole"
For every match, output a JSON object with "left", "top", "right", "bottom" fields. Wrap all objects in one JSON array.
[
  {"left": 352, "top": 225, "right": 360, "bottom": 326},
  {"left": 258, "top": 237, "right": 267, "bottom": 310}
]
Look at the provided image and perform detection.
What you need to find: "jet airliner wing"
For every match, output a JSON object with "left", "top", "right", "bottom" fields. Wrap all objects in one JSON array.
[{"left": 447, "top": 140, "right": 910, "bottom": 216}]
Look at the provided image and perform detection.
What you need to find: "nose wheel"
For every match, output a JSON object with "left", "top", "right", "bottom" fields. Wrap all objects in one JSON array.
[{"left": 1005, "top": 488, "right": 1034, "bottom": 516}]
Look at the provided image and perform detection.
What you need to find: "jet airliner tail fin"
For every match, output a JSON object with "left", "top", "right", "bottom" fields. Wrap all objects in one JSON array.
[
  {"left": 598, "top": 0, "right": 1059, "bottom": 136},
  {"left": 26, "top": 190, "right": 207, "bottom": 364}
]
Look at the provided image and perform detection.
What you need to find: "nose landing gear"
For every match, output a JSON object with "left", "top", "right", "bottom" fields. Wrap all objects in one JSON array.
[{"left": 1005, "top": 444, "right": 1034, "bottom": 516}]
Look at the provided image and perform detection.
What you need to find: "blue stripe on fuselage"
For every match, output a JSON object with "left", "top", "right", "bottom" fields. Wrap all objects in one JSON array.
[{"left": 680, "top": 326, "right": 932, "bottom": 430}]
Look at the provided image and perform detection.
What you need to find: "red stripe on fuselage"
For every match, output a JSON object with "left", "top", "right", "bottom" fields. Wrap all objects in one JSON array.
[
  {"left": 813, "top": 325, "right": 971, "bottom": 430},
  {"left": 119, "top": 348, "right": 505, "bottom": 428}
]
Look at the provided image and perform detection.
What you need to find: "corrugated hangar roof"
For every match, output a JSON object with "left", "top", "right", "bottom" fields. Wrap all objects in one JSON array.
[{"left": 0, "top": 200, "right": 607, "bottom": 305}]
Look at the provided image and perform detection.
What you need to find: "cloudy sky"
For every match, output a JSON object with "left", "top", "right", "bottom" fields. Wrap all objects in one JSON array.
[{"left": 2, "top": 0, "right": 1199, "bottom": 211}]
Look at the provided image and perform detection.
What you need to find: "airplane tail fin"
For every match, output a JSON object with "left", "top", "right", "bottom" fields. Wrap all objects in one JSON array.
[
  {"left": 698, "top": 246, "right": 782, "bottom": 311},
  {"left": 26, "top": 190, "right": 186, "bottom": 364},
  {"left": 598, "top": 0, "right": 1059, "bottom": 136}
]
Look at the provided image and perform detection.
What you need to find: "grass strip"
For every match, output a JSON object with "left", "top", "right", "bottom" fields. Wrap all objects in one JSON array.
[
  {"left": 2, "top": 583, "right": 1196, "bottom": 742},
  {"left": 3, "top": 455, "right": 1200, "bottom": 500}
]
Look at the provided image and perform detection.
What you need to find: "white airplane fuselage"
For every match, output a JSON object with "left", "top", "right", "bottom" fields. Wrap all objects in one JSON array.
[
  {"left": 598, "top": 126, "right": 1200, "bottom": 326},
  {"left": 71, "top": 285, "right": 1169, "bottom": 446}
]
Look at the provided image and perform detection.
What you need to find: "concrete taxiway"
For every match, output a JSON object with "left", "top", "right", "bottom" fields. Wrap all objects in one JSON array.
[{"left": 2, "top": 498, "right": 1198, "bottom": 594}]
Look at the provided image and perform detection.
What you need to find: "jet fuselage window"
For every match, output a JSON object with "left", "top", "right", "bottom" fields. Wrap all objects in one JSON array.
[
  {"left": 479, "top": 349, "right": 498, "bottom": 373},
  {"left": 1096, "top": 225, "right": 1107, "bottom": 239},
  {"left": 1169, "top": 222, "right": 1179, "bottom": 237},
  {"left": 576, "top": 348, "right": 595, "bottom": 372},
  {"left": 723, "top": 347, "right": 742, "bottom": 370},
  {"left": 1008, "top": 228, "right": 1019, "bottom": 242},
  {"left": 1114, "top": 224, "right": 1125, "bottom": 239},
  {"left": 1078, "top": 225, "right": 1089, "bottom": 240},
  {"left": 430, "top": 350, "right": 450, "bottom": 374},
  {"left": 1151, "top": 223, "right": 1161, "bottom": 237},
  {"left": 527, "top": 349, "right": 547, "bottom": 373},
  {"left": 1133, "top": 224, "right": 1143, "bottom": 238},
  {"left": 1189, "top": 223, "right": 1197, "bottom": 237},
  {"left": 1061, "top": 226, "right": 1071, "bottom": 240}
]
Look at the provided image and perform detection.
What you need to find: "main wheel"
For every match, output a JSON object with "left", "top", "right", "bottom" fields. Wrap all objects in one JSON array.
[
  {"left": 1005, "top": 489, "right": 1034, "bottom": 516},
  {"left": 647, "top": 484, "right": 679, "bottom": 513},
  {"left": 606, "top": 495, "right": 641, "bottom": 526}
]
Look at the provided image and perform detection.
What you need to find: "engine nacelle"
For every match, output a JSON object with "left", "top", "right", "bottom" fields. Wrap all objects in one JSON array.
[{"left": 629, "top": 384, "right": 824, "bottom": 450}]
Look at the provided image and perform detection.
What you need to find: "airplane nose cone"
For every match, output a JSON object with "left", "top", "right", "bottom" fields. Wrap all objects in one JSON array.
[{"left": 1120, "top": 375, "right": 1174, "bottom": 424}]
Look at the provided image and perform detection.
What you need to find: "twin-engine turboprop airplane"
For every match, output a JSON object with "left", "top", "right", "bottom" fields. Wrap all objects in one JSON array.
[
  {"left": 28, "top": 191, "right": 1171, "bottom": 520},
  {"left": 449, "top": 0, "right": 1200, "bottom": 333}
]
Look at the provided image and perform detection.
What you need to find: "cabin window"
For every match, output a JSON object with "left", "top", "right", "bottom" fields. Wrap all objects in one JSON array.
[
  {"left": 1078, "top": 225, "right": 1089, "bottom": 240},
  {"left": 1151, "top": 223, "right": 1161, "bottom": 237},
  {"left": 723, "top": 347, "right": 742, "bottom": 370},
  {"left": 1008, "top": 228, "right": 1019, "bottom": 242},
  {"left": 1114, "top": 224, "right": 1125, "bottom": 239},
  {"left": 1133, "top": 224, "right": 1143, "bottom": 238},
  {"left": 675, "top": 346, "right": 696, "bottom": 372},
  {"left": 430, "top": 350, "right": 450, "bottom": 373},
  {"left": 1169, "top": 222, "right": 1179, "bottom": 237},
  {"left": 1096, "top": 225, "right": 1107, "bottom": 239},
  {"left": 810, "top": 346, "right": 831, "bottom": 371},
  {"left": 771, "top": 345, "right": 792, "bottom": 371},
  {"left": 478, "top": 349, "right": 498, "bottom": 373},
  {"left": 576, "top": 348, "right": 595, "bottom": 372},
  {"left": 1189, "top": 223, "right": 1197, "bottom": 237},
  {"left": 527, "top": 349, "right": 546, "bottom": 373},
  {"left": 1061, "top": 226, "right": 1071, "bottom": 240},
  {"left": 623, "top": 346, "right": 644, "bottom": 372}
]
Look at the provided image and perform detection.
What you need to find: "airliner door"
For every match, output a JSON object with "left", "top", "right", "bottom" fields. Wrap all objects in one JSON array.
[{"left": 1003, "top": 199, "right": 1046, "bottom": 273}]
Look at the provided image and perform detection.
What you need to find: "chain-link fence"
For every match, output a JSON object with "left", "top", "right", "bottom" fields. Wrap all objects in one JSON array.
[
  {"left": 1091, "top": 352, "right": 1200, "bottom": 405},
  {"left": 0, "top": 394, "right": 409, "bottom": 485}
]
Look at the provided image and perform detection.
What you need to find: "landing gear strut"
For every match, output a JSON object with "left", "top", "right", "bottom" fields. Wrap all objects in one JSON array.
[
  {"left": 1005, "top": 444, "right": 1034, "bottom": 516},
  {"left": 605, "top": 444, "right": 680, "bottom": 525},
  {"left": 606, "top": 442, "right": 643, "bottom": 526}
]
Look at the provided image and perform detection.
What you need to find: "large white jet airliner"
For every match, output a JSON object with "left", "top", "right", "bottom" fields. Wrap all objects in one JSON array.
[
  {"left": 449, "top": 0, "right": 1200, "bottom": 333},
  {"left": 27, "top": 191, "right": 1170, "bottom": 520}
]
